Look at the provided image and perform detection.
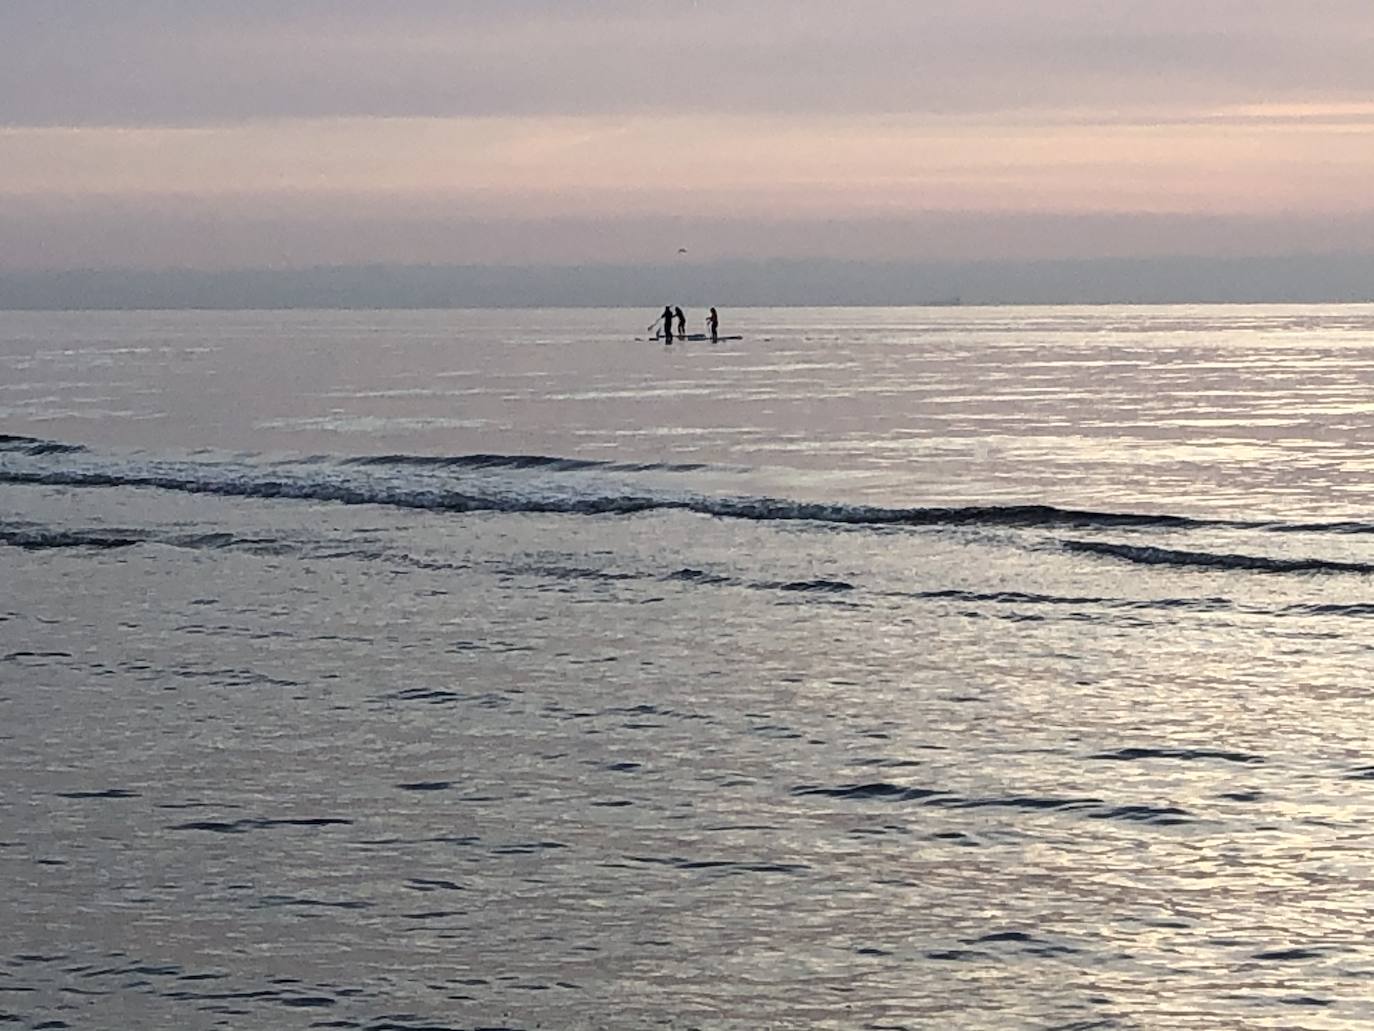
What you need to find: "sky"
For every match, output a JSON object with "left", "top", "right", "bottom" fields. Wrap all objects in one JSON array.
[{"left": 3, "top": 1, "right": 1374, "bottom": 275}]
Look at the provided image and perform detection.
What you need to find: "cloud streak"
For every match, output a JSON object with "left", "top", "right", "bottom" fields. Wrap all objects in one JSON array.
[
  {"left": 4, "top": 108, "right": 1368, "bottom": 213},
  {"left": 4, "top": 2, "right": 1373, "bottom": 125}
]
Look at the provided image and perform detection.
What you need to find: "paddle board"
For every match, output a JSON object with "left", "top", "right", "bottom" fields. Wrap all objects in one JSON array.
[{"left": 651, "top": 333, "right": 743, "bottom": 342}]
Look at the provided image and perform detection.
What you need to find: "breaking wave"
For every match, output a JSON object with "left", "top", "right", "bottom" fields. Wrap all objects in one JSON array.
[
  {"left": 0, "top": 450, "right": 1220, "bottom": 530},
  {"left": 5, "top": 441, "right": 1374, "bottom": 562},
  {"left": 0, "top": 433, "right": 86, "bottom": 456},
  {"left": 1061, "top": 539, "right": 1374, "bottom": 575}
]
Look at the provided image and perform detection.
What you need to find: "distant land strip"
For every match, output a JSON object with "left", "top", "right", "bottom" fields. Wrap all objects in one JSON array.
[{"left": 2, "top": 255, "right": 1372, "bottom": 310}]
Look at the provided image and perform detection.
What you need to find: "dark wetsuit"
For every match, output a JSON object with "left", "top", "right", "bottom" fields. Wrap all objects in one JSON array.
[
  {"left": 675, "top": 308, "right": 686, "bottom": 338},
  {"left": 661, "top": 307, "right": 675, "bottom": 342},
  {"left": 707, "top": 308, "right": 719, "bottom": 342}
]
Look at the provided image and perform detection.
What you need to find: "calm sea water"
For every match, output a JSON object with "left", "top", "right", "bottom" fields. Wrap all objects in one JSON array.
[{"left": 4, "top": 305, "right": 1374, "bottom": 1030}]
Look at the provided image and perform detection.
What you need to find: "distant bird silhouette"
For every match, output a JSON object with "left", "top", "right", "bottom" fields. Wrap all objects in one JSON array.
[{"left": 677, "top": 247, "right": 688, "bottom": 254}]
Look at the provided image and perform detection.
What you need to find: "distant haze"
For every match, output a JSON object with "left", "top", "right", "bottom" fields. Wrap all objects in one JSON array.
[{"left": 2, "top": 2, "right": 1373, "bottom": 303}]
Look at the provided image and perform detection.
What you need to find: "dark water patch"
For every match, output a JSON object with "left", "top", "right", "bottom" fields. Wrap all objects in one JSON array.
[
  {"left": 380, "top": 688, "right": 464, "bottom": 705},
  {"left": 1345, "top": 766, "right": 1374, "bottom": 780},
  {"left": 851, "top": 757, "right": 923, "bottom": 769},
  {"left": 1129, "top": 595, "right": 1236, "bottom": 611},
  {"left": 488, "top": 841, "right": 566, "bottom": 856},
  {"left": 945, "top": 794, "right": 1102, "bottom": 813},
  {"left": 605, "top": 762, "right": 641, "bottom": 772},
  {"left": 782, "top": 578, "right": 855, "bottom": 592},
  {"left": 0, "top": 527, "right": 143, "bottom": 550},
  {"left": 165, "top": 532, "right": 298, "bottom": 555},
  {"left": 1283, "top": 601, "right": 1374, "bottom": 617},
  {"left": 1269, "top": 519, "right": 1374, "bottom": 535},
  {"left": 670, "top": 567, "right": 863, "bottom": 598},
  {"left": 706, "top": 501, "right": 1214, "bottom": 531},
  {"left": 347, "top": 451, "right": 608, "bottom": 472},
  {"left": 1219, "top": 790, "right": 1263, "bottom": 802},
  {"left": 1089, "top": 804, "right": 1192, "bottom": 826},
  {"left": 79, "top": 962, "right": 181, "bottom": 978},
  {"left": 933, "top": 831, "right": 980, "bottom": 847},
  {"left": 917, "top": 588, "right": 1111, "bottom": 607},
  {"left": 280, "top": 996, "right": 337, "bottom": 1008},
  {"left": 0, "top": 434, "right": 85, "bottom": 456},
  {"left": 346, "top": 451, "right": 711, "bottom": 476},
  {"left": 924, "top": 949, "right": 985, "bottom": 961},
  {"left": 255, "top": 895, "right": 373, "bottom": 911},
  {"left": 55, "top": 788, "right": 140, "bottom": 799},
  {"left": 396, "top": 782, "right": 454, "bottom": 792},
  {"left": 353, "top": 835, "right": 480, "bottom": 848},
  {"left": 1253, "top": 947, "right": 1325, "bottom": 962},
  {"left": 610, "top": 459, "right": 712, "bottom": 473},
  {"left": 406, "top": 879, "right": 465, "bottom": 893},
  {"left": 624, "top": 855, "right": 809, "bottom": 876},
  {"left": 163, "top": 988, "right": 284, "bottom": 1002},
  {"left": 666, "top": 567, "right": 735, "bottom": 585},
  {"left": 59, "top": 984, "right": 109, "bottom": 998},
  {"left": 601, "top": 702, "right": 711, "bottom": 723},
  {"left": 173, "top": 622, "right": 293, "bottom": 641},
  {"left": 963, "top": 931, "right": 1081, "bottom": 958},
  {"left": 1280, "top": 996, "right": 1333, "bottom": 1007},
  {"left": 171, "top": 667, "right": 300, "bottom": 689},
  {"left": 793, "top": 782, "right": 949, "bottom": 803},
  {"left": 3, "top": 651, "right": 73, "bottom": 663},
  {"left": 1090, "top": 747, "right": 1264, "bottom": 765},
  {"left": 169, "top": 817, "right": 354, "bottom": 834},
  {"left": 1062, "top": 539, "right": 1374, "bottom": 575},
  {"left": 449, "top": 639, "right": 531, "bottom": 654},
  {"left": 506, "top": 562, "right": 639, "bottom": 584}
]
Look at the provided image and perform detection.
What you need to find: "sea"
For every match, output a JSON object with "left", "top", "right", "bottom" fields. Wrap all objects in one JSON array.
[{"left": 3, "top": 304, "right": 1374, "bottom": 1031}]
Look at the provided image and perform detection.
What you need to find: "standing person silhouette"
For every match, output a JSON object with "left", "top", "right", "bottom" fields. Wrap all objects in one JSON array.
[
  {"left": 661, "top": 305, "right": 675, "bottom": 343},
  {"left": 674, "top": 307, "right": 687, "bottom": 339},
  {"left": 706, "top": 307, "right": 719, "bottom": 343}
]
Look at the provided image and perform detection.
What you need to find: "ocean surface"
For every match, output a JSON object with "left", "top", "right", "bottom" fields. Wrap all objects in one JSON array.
[{"left": 4, "top": 304, "right": 1374, "bottom": 1030}]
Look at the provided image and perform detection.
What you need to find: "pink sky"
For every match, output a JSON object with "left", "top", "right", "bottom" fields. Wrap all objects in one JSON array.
[{"left": 2, "top": 2, "right": 1372, "bottom": 269}]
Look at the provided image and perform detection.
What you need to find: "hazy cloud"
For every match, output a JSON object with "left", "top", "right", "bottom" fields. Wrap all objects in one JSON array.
[
  {"left": 3, "top": 2, "right": 1372, "bottom": 273},
  {"left": 4, "top": 2, "right": 1374, "bottom": 125}
]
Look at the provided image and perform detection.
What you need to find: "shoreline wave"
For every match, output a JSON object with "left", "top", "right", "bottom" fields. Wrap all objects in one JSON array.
[{"left": 5, "top": 437, "right": 1374, "bottom": 545}]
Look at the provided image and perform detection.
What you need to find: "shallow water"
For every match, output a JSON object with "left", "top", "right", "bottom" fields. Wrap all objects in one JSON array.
[{"left": 4, "top": 306, "right": 1374, "bottom": 1029}]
